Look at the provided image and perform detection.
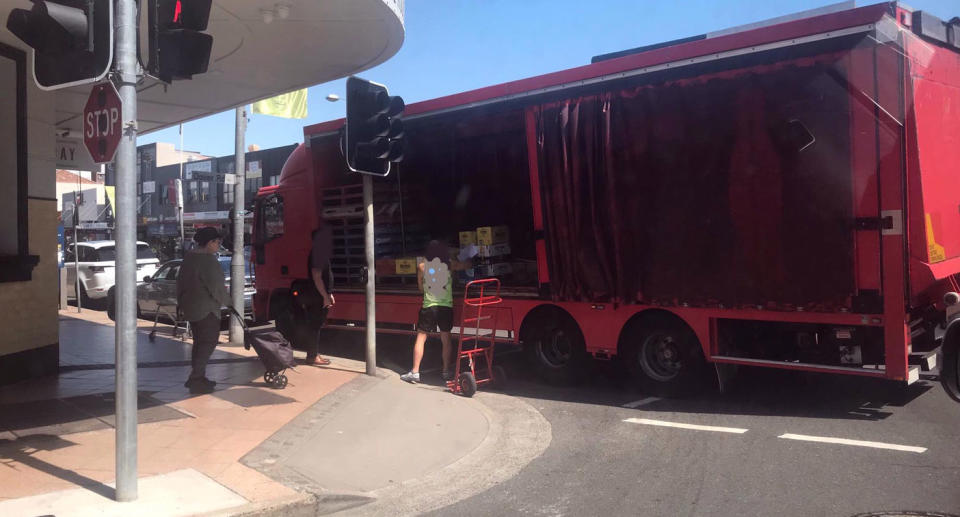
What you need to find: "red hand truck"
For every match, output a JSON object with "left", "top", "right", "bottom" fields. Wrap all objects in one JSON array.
[{"left": 447, "top": 278, "right": 508, "bottom": 397}]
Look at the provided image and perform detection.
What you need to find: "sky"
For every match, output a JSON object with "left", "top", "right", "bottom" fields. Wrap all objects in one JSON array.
[{"left": 137, "top": 0, "right": 959, "bottom": 157}]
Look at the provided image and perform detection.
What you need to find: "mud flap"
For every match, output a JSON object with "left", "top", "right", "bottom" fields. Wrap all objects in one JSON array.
[{"left": 940, "top": 319, "right": 960, "bottom": 403}]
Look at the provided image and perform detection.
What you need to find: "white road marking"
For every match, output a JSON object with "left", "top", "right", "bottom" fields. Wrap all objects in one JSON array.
[
  {"left": 778, "top": 433, "right": 927, "bottom": 453},
  {"left": 622, "top": 397, "right": 661, "bottom": 408},
  {"left": 624, "top": 418, "right": 748, "bottom": 434}
]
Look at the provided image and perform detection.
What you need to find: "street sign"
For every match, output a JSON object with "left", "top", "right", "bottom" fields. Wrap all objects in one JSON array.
[{"left": 83, "top": 82, "right": 123, "bottom": 164}]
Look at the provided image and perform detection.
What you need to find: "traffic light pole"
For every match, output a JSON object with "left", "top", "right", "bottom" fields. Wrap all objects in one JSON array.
[
  {"left": 363, "top": 174, "right": 377, "bottom": 376},
  {"left": 113, "top": 0, "right": 140, "bottom": 502},
  {"left": 230, "top": 107, "right": 247, "bottom": 344}
]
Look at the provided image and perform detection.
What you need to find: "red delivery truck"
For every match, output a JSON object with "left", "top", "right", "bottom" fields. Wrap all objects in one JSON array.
[{"left": 251, "top": 2, "right": 960, "bottom": 397}]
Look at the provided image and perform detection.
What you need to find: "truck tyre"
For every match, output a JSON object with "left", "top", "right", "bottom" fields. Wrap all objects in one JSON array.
[
  {"left": 621, "top": 314, "right": 709, "bottom": 397},
  {"left": 272, "top": 293, "right": 294, "bottom": 337},
  {"left": 277, "top": 312, "right": 315, "bottom": 353},
  {"left": 524, "top": 310, "right": 588, "bottom": 385},
  {"left": 940, "top": 322, "right": 960, "bottom": 403}
]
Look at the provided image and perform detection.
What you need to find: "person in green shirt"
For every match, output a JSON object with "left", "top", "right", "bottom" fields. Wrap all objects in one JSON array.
[
  {"left": 401, "top": 240, "right": 471, "bottom": 384},
  {"left": 177, "top": 227, "right": 230, "bottom": 394}
]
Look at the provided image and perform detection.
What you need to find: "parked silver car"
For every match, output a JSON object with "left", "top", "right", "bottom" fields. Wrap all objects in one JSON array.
[{"left": 107, "top": 255, "right": 253, "bottom": 321}]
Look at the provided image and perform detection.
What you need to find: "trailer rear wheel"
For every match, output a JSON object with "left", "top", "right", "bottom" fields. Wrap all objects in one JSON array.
[
  {"left": 622, "top": 314, "right": 708, "bottom": 397},
  {"left": 524, "top": 310, "right": 587, "bottom": 385}
]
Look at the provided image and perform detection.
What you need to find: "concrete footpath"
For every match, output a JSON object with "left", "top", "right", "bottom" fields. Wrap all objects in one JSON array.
[
  {"left": 241, "top": 373, "right": 552, "bottom": 516},
  {"left": 0, "top": 310, "right": 551, "bottom": 516}
]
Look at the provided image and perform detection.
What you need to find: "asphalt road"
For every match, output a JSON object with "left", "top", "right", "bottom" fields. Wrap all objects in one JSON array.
[{"left": 423, "top": 356, "right": 960, "bottom": 517}]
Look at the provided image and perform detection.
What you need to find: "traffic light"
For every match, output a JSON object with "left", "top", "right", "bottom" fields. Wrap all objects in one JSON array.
[
  {"left": 345, "top": 76, "right": 405, "bottom": 176},
  {"left": 5, "top": 0, "right": 113, "bottom": 89},
  {"left": 147, "top": 0, "right": 214, "bottom": 82}
]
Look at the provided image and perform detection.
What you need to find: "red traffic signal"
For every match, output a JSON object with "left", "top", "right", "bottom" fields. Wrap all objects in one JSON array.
[{"left": 147, "top": 0, "right": 213, "bottom": 82}]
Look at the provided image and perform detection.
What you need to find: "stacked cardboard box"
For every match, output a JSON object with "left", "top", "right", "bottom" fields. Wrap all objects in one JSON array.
[{"left": 461, "top": 225, "right": 512, "bottom": 280}]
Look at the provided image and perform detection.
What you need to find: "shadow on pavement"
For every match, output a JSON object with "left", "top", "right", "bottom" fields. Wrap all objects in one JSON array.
[
  {"left": 498, "top": 356, "right": 934, "bottom": 421},
  {"left": 0, "top": 391, "right": 191, "bottom": 438},
  {"left": 0, "top": 435, "right": 115, "bottom": 500},
  {"left": 249, "top": 326, "right": 935, "bottom": 422}
]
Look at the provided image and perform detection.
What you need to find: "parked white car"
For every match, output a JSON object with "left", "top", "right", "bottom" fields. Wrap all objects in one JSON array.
[{"left": 64, "top": 241, "right": 160, "bottom": 304}]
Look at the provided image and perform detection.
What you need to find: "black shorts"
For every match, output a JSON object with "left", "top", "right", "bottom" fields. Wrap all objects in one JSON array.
[{"left": 417, "top": 306, "right": 454, "bottom": 333}]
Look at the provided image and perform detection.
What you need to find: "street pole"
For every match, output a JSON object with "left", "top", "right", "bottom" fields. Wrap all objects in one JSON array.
[
  {"left": 113, "top": 0, "right": 139, "bottom": 502},
  {"left": 363, "top": 174, "right": 376, "bottom": 376},
  {"left": 176, "top": 178, "right": 184, "bottom": 257},
  {"left": 179, "top": 124, "right": 185, "bottom": 258},
  {"left": 230, "top": 107, "right": 246, "bottom": 343},
  {"left": 73, "top": 201, "right": 80, "bottom": 313}
]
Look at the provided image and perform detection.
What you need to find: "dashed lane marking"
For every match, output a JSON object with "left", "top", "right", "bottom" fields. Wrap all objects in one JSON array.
[
  {"left": 622, "top": 397, "right": 661, "bottom": 408},
  {"left": 624, "top": 417, "right": 748, "bottom": 434},
  {"left": 778, "top": 433, "right": 927, "bottom": 453}
]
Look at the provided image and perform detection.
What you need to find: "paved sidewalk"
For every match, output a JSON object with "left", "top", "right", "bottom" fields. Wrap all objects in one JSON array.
[
  {"left": 0, "top": 310, "right": 551, "bottom": 516},
  {"left": 0, "top": 310, "right": 360, "bottom": 516},
  {"left": 243, "top": 375, "right": 552, "bottom": 516}
]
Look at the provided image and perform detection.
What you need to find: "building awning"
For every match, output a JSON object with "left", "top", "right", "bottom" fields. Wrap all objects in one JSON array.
[{"left": 0, "top": 0, "right": 405, "bottom": 135}]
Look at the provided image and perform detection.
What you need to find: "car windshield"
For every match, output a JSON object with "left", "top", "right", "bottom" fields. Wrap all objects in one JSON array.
[{"left": 96, "top": 245, "right": 157, "bottom": 262}]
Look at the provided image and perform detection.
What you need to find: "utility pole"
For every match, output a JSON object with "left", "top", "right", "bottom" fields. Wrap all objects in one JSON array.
[
  {"left": 113, "top": 0, "right": 140, "bottom": 502},
  {"left": 230, "top": 107, "right": 246, "bottom": 343}
]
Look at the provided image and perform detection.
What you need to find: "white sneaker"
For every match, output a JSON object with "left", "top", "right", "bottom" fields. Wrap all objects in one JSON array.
[{"left": 400, "top": 371, "right": 420, "bottom": 384}]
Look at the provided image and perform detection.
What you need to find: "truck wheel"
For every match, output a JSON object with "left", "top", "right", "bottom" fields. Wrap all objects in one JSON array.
[
  {"left": 278, "top": 315, "right": 315, "bottom": 353},
  {"left": 525, "top": 311, "right": 587, "bottom": 385},
  {"left": 621, "top": 314, "right": 708, "bottom": 397},
  {"left": 941, "top": 327, "right": 960, "bottom": 403}
]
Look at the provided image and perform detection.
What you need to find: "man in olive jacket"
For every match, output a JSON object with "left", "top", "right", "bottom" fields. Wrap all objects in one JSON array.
[{"left": 177, "top": 227, "right": 230, "bottom": 394}]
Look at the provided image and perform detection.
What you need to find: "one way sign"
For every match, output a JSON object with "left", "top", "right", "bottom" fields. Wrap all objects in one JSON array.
[{"left": 56, "top": 139, "right": 97, "bottom": 170}]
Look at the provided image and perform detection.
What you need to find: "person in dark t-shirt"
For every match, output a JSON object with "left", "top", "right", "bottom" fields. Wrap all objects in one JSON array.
[{"left": 306, "top": 223, "right": 335, "bottom": 366}]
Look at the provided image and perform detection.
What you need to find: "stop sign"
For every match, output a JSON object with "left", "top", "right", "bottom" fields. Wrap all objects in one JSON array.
[{"left": 83, "top": 82, "right": 123, "bottom": 164}]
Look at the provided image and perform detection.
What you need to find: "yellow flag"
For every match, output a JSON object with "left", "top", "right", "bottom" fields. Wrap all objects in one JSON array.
[
  {"left": 252, "top": 89, "right": 308, "bottom": 119},
  {"left": 105, "top": 186, "right": 116, "bottom": 213}
]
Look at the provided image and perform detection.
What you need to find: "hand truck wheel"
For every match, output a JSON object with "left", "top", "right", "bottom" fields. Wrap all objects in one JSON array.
[
  {"left": 273, "top": 374, "right": 288, "bottom": 389},
  {"left": 458, "top": 372, "right": 477, "bottom": 398},
  {"left": 264, "top": 372, "right": 276, "bottom": 384}
]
